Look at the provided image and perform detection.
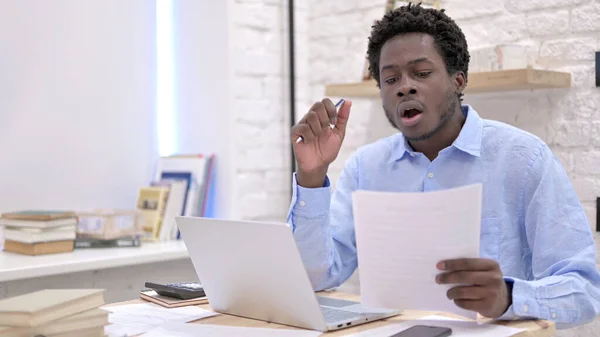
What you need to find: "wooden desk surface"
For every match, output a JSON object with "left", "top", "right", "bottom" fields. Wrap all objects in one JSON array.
[{"left": 109, "top": 291, "right": 556, "bottom": 336}]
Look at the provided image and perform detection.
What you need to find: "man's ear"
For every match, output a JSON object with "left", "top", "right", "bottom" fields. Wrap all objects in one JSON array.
[{"left": 453, "top": 71, "right": 467, "bottom": 95}]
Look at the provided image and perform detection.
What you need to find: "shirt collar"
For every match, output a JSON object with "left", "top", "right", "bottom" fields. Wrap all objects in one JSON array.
[
  {"left": 452, "top": 105, "right": 483, "bottom": 157},
  {"left": 388, "top": 104, "right": 483, "bottom": 163}
]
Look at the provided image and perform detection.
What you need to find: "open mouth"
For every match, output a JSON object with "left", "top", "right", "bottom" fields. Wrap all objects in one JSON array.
[
  {"left": 397, "top": 101, "right": 425, "bottom": 127},
  {"left": 402, "top": 109, "right": 422, "bottom": 119}
]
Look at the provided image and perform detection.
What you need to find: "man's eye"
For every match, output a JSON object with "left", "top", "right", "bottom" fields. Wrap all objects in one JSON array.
[
  {"left": 416, "top": 71, "right": 431, "bottom": 78},
  {"left": 384, "top": 77, "right": 397, "bottom": 84}
]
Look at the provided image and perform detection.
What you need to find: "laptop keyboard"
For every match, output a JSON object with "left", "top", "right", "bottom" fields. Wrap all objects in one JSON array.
[
  {"left": 320, "top": 306, "right": 364, "bottom": 323},
  {"left": 316, "top": 296, "right": 360, "bottom": 308},
  {"left": 317, "top": 296, "right": 365, "bottom": 323}
]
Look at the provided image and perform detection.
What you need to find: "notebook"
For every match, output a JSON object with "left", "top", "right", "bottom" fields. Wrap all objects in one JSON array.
[{"left": 140, "top": 289, "right": 208, "bottom": 308}]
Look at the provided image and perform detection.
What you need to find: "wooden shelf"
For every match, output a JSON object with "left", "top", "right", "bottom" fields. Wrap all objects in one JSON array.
[
  {"left": 412, "top": 0, "right": 439, "bottom": 6},
  {"left": 325, "top": 68, "right": 571, "bottom": 98},
  {"left": 402, "top": 0, "right": 440, "bottom": 7}
]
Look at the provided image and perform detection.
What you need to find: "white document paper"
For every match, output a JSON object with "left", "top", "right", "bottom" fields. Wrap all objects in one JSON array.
[
  {"left": 344, "top": 315, "right": 524, "bottom": 337},
  {"left": 142, "top": 323, "right": 323, "bottom": 337},
  {"left": 352, "top": 183, "right": 482, "bottom": 319},
  {"left": 101, "top": 303, "right": 219, "bottom": 337}
]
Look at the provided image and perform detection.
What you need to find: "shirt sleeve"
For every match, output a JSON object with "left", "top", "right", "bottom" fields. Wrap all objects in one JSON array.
[
  {"left": 496, "top": 143, "right": 600, "bottom": 328},
  {"left": 286, "top": 155, "right": 360, "bottom": 291}
]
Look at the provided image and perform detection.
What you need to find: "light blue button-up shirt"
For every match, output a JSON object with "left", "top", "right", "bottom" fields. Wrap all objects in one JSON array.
[{"left": 287, "top": 105, "right": 600, "bottom": 329}]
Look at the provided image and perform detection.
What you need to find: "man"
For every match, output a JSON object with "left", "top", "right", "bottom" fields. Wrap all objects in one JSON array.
[{"left": 287, "top": 3, "right": 600, "bottom": 329}]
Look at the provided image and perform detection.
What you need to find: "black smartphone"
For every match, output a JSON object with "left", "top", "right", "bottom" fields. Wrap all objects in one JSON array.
[{"left": 389, "top": 325, "right": 452, "bottom": 337}]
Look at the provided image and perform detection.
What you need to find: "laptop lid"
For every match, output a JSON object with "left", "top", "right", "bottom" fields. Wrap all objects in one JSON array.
[{"left": 175, "top": 216, "right": 329, "bottom": 331}]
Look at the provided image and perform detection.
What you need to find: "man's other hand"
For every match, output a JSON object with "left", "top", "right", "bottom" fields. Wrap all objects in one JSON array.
[{"left": 435, "top": 258, "right": 512, "bottom": 318}]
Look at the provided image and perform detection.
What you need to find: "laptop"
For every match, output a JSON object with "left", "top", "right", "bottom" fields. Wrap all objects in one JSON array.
[{"left": 175, "top": 216, "right": 402, "bottom": 332}]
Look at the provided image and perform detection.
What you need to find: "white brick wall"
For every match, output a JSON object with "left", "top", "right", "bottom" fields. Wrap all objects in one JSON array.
[
  {"left": 304, "top": 0, "right": 600, "bottom": 233},
  {"left": 230, "top": 0, "right": 291, "bottom": 221},
  {"left": 230, "top": 0, "right": 600, "bottom": 231},
  {"left": 456, "top": 0, "right": 600, "bottom": 232}
]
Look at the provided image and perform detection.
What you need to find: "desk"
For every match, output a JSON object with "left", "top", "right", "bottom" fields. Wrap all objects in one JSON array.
[
  {"left": 108, "top": 291, "right": 556, "bottom": 336},
  {"left": 0, "top": 241, "right": 197, "bottom": 302}
]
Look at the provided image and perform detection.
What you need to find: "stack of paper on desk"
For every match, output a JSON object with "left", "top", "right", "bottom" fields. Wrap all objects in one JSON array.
[
  {"left": 102, "top": 302, "right": 219, "bottom": 337},
  {"left": 352, "top": 184, "right": 482, "bottom": 319}
]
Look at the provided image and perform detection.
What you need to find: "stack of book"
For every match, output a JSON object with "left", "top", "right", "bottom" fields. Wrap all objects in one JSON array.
[
  {"left": 0, "top": 210, "right": 78, "bottom": 255},
  {"left": 0, "top": 289, "right": 108, "bottom": 337},
  {"left": 140, "top": 288, "right": 208, "bottom": 308}
]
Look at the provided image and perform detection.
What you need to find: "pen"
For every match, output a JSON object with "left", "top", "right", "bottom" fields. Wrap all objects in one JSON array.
[{"left": 296, "top": 98, "right": 345, "bottom": 144}]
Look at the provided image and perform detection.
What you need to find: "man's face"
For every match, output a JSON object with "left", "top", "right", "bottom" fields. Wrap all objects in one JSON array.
[{"left": 379, "top": 33, "right": 462, "bottom": 142}]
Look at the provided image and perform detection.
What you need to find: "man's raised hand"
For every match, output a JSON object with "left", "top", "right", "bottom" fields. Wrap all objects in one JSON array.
[{"left": 291, "top": 98, "right": 352, "bottom": 188}]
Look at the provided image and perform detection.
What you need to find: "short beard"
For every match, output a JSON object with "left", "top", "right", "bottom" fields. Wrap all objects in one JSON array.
[{"left": 384, "top": 90, "right": 459, "bottom": 142}]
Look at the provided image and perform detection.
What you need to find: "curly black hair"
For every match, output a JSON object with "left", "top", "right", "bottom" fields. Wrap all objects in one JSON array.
[{"left": 367, "top": 2, "right": 470, "bottom": 99}]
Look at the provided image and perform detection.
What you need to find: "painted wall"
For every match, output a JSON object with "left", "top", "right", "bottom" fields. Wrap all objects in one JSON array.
[{"left": 0, "top": 1, "right": 158, "bottom": 213}]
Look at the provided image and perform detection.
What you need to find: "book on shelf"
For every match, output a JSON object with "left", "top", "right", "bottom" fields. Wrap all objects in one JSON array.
[
  {"left": 3, "top": 239, "right": 74, "bottom": 256},
  {"left": 136, "top": 186, "right": 170, "bottom": 241},
  {"left": 154, "top": 153, "right": 215, "bottom": 218},
  {"left": 0, "top": 210, "right": 77, "bottom": 221},
  {"left": 151, "top": 179, "right": 187, "bottom": 241},
  {"left": 3, "top": 225, "right": 76, "bottom": 244},
  {"left": 0, "top": 210, "right": 77, "bottom": 229},
  {"left": 0, "top": 210, "right": 78, "bottom": 255},
  {"left": 75, "top": 235, "right": 140, "bottom": 249},
  {"left": 153, "top": 153, "right": 216, "bottom": 239}
]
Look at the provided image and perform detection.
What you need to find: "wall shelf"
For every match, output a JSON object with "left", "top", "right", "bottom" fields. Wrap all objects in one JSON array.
[
  {"left": 412, "top": 0, "right": 440, "bottom": 7},
  {"left": 325, "top": 68, "right": 572, "bottom": 98}
]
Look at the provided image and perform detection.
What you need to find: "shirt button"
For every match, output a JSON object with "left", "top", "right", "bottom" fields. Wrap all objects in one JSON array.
[
  {"left": 427, "top": 172, "right": 434, "bottom": 179},
  {"left": 299, "top": 200, "right": 306, "bottom": 206},
  {"left": 523, "top": 304, "right": 529, "bottom": 313}
]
